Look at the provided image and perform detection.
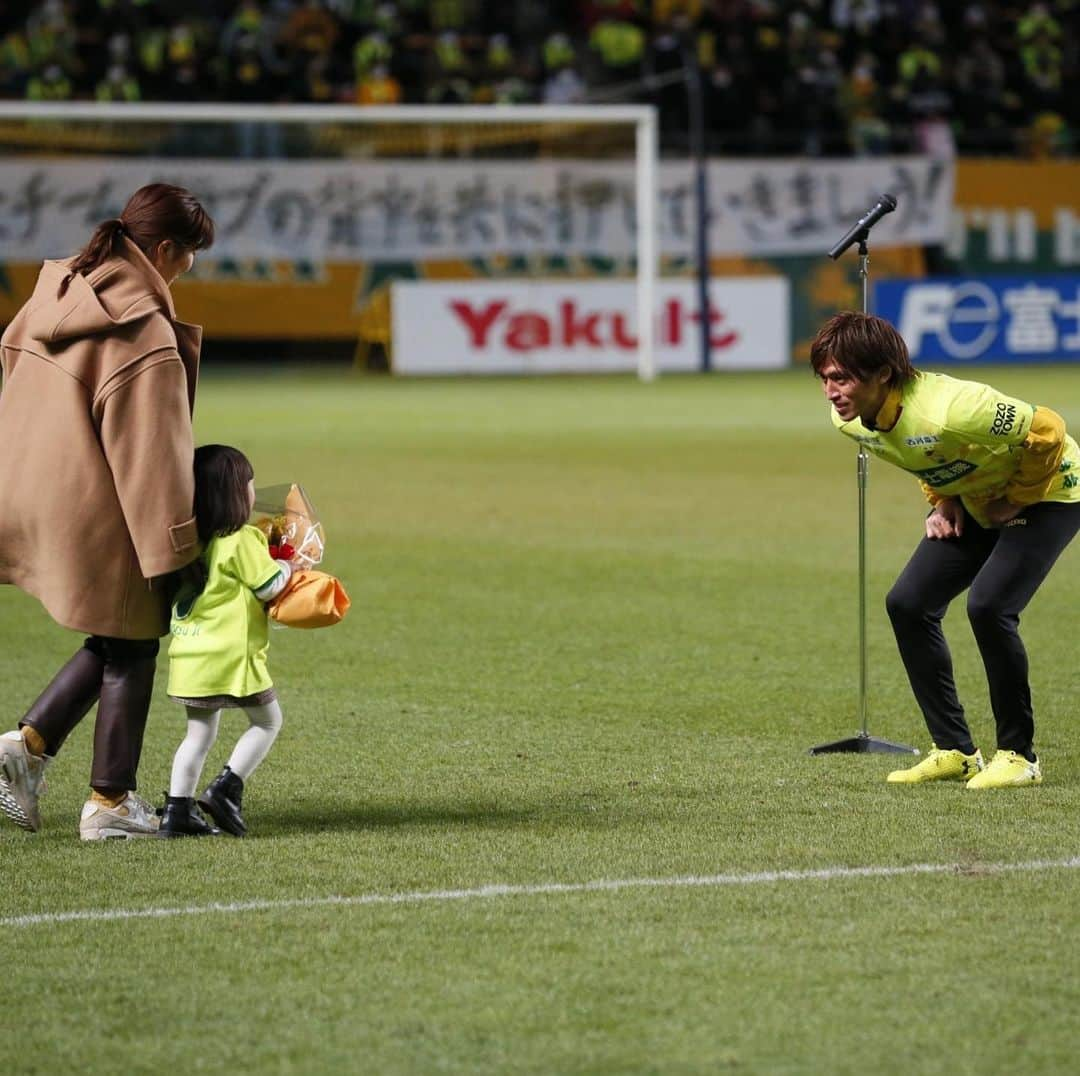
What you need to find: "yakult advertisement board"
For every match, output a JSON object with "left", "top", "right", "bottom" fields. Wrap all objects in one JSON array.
[{"left": 391, "top": 278, "right": 790, "bottom": 375}]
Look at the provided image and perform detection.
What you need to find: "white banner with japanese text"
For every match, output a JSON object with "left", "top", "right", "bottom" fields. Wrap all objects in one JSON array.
[
  {"left": 391, "top": 278, "right": 790, "bottom": 374},
  {"left": 0, "top": 157, "right": 950, "bottom": 262}
]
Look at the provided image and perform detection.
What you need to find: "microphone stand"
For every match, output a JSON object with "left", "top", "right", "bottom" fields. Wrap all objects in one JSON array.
[{"left": 809, "top": 231, "right": 918, "bottom": 757}]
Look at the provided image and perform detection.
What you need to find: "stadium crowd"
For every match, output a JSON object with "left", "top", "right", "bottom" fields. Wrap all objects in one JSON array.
[{"left": 1, "top": 0, "right": 1077, "bottom": 155}]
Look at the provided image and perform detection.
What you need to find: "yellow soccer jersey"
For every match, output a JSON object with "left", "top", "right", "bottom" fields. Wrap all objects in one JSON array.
[
  {"left": 167, "top": 525, "right": 284, "bottom": 699},
  {"left": 832, "top": 371, "right": 1080, "bottom": 528}
]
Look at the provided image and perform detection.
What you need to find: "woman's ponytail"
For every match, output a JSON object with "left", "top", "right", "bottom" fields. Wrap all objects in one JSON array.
[
  {"left": 67, "top": 218, "right": 127, "bottom": 278},
  {"left": 63, "top": 184, "right": 213, "bottom": 284}
]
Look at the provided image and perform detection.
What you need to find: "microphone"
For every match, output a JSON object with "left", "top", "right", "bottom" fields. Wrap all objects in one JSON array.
[{"left": 827, "top": 193, "right": 898, "bottom": 260}]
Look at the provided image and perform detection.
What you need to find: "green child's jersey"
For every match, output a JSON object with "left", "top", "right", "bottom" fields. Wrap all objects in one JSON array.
[
  {"left": 832, "top": 371, "right": 1080, "bottom": 528},
  {"left": 168, "top": 525, "right": 284, "bottom": 699}
]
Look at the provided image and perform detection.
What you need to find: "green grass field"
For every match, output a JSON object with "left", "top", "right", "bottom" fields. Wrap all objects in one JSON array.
[{"left": 3, "top": 366, "right": 1080, "bottom": 1075}]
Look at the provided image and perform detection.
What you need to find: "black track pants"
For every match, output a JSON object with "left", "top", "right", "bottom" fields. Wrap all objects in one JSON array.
[{"left": 885, "top": 501, "right": 1080, "bottom": 758}]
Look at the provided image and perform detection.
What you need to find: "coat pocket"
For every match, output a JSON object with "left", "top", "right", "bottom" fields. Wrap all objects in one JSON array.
[{"left": 168, "top": 517, "right": 199, "bottom": 553}]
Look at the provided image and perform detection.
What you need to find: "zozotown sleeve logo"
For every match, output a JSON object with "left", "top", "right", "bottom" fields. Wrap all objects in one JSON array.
[{"left": 989, "top": 402, "right": 1017, "bottom": 436}]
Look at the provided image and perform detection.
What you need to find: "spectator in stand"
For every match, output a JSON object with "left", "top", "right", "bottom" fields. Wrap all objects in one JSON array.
[
  {"left": 223, "top": 33, "right": 282, "bottom": 102},
  {"left": 741, "top": 12, "right": 789, "bottom": 151},
  {"left": 781, "top": 11, "right": 844, "bottom": 154},
  {"left": 892, "top": 33, "right": 949, "bottom": 146},
  {"left": 221, "top": 13, "right": 289, "bottom": 155},
  {"left": 912, "top": 99, "right": 955, "bottom": 160},
  {"left": 1025, "top": 109, "right": 1071, "bottom": 158},
  {"left": 542, "top": 30, "right": 577, "bottom": 77},
  {"left": 1018, "top": 23, "right": 1065, "bottom": 118},
  {"left": 653, "top": 0, "right": 704, "bottom": 20},
  {"left": 582, "top": 0, "right": 645, "bottom": 31},
  {"left": 0, "top": 0, "right": 1077, "bottom": 156},
  {"left": 95, "top": 61, "right": 141, "bottom": 101},
  {"left": 0, "top": 26, "right": 32, "bottom": 96},
  {"left": 280, "top": 0, "right": 342, "bottom": 54},
  {"left": 131, "top": 22, "right": 166, "bottom": 98},
  {"left": 1016, "top": 2, "right": 1062, "bottom": 45},
  {"left": 297, "top": 49, "right": 341, "bottom": 101},
  {"left": 24, "top": 0, "right": 78, "bottom": 78},
  {"left": 279, "top": 0, "right": 341, "bottom": 90},
  {"left": 429, "top": 0, "right": 481, "bottom": 34},
  {"left": 329, "top": 0, "right": 378, "bottom": 25},
  {"left": 588, "top": 12, "right": 647, "bottom": 88},
  {"left": 840, "top": 50, "right": 891, "bottom": 154},
  {"left": 543, "top": 62, "right": 586, "bottom": 103},
  {"left": 220, "top": 1, "right": 287, "bottom": 93},
  {"left": 473, "top": 34, "right": 531, "bottom": 104},
  {"left": 953, "top": 34, "right": 1019, "bottom": 152},
  {"left": 353, "top": 29, "right": 393, "bottom": 83},
  {"left": 696, "top": 11, "right": 759, "bottom": 152},
  {"left": 895, "top": 35, "right": 942, "bottom": 95},
  {"left": 274, "top": 1, "right": 351, "bottom": 102},
  {"left": 512, "top": 0, "right": 563, "bottom": 58},
  {"left": 372, "top": 3, "right": 404, "bottom": 38},
  {"left": 425, "top": 30, "right": 471, "bottom": 104},
  {"left": 357, "top": 62, "right": 402, "bottom": 102},
  {"left": 541, "top": 31, "right": 585, "bottom": 104},
  {"left": 830, "top": 0, "right": 882, "bottom": 32},
  {"left": 26, "top": 61, "right": 73, "bottom": 100},
  {"left": 158, "top": 21, "right": 206, "bottom": 102}
]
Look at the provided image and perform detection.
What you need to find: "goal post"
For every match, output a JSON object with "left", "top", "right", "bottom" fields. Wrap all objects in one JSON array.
[{"left": 0, "top": 101, "right": 660, "bottom": 380}]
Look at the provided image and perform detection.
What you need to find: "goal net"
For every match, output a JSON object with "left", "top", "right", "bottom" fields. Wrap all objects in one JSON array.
[{"left": 0, "top": 103, "right": 660, "bottom": 379}]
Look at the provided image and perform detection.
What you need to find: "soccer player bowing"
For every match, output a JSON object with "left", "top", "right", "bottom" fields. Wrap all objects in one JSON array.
[{"left": 811, "top": 311, "right": 1080, "bottom": 788}]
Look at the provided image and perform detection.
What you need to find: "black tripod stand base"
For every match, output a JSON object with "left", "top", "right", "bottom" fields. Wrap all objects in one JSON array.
[{"left": 808, "top": 733, "right": 919, "bottom": 756}]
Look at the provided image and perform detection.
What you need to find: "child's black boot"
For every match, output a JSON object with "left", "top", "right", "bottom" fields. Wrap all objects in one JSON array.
[
  {"left": 198, "top": 766, "right": 247, "bottom": 837},
  {"left": 159, "top": 795, "right": 221, "bottom": 838}
]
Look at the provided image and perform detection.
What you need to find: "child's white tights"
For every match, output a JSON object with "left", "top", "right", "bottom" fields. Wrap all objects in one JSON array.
[{"left": 169, "top": 701, "right": 284, "bottom": 797}]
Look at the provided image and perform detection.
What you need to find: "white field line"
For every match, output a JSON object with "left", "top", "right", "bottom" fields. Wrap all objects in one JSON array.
[{"left": 3, "top": 856, "right": 1080, "bottom": 930}]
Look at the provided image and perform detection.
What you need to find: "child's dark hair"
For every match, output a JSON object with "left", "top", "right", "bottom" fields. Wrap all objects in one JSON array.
[{"left": 193, "top": 444, "right": 254, "bottom": 543}]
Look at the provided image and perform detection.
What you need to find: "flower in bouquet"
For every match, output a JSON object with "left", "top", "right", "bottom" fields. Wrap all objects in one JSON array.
[{"left": 251, "top": 483, "right": 325, "bottom": 568}]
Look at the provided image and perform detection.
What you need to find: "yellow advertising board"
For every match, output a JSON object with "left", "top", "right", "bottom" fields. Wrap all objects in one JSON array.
[
  {"left": 950, "top": 159, "right": 1080, "bottom": 269},
  {"left": 955, "top": 160, "right": 1079, "bottom": 226}
]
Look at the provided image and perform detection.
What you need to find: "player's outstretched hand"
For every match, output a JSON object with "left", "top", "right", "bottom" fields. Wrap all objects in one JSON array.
[{"left": 926, "top": 497, "right": 964, "bottom": 540}]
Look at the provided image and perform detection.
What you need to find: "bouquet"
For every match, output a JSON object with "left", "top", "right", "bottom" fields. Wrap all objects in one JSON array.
[
  {"left": 250, "top": 484, "right": 349, "bottom": 628},
  {"left": 251, "top": 483, "right": 325, "bottom": 568}
]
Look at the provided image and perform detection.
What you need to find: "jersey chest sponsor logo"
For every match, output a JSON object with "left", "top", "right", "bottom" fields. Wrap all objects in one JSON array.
[
  {"left": 912, "top": 459, "right": 979, "bottom": 487},
  {"left": 989, "top": 402, "right": 1017, "bottom": 436}
]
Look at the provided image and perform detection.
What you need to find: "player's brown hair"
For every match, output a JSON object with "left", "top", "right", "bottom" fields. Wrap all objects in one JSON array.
[
  {"left": 809, "top": 311, "right": 915, "bottom": 387},
  {"left": 68, "top": 183, "right": 214, "bottom": 278}
]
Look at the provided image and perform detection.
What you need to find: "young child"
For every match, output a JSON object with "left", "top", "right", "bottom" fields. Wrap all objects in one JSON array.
[{"left": 160, "top": 444, "right": 293, "bottom": 838}]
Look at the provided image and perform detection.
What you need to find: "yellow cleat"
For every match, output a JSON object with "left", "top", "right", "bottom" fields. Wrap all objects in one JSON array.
[
  {"left": 965, "top": 750, "right": 1042, "bottom": 790},
  {"left": 886, "top": 745, "right": 984, "bottom": 784}
]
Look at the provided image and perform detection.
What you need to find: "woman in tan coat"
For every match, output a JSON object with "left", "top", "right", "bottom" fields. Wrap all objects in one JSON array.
[{"left": 0, "top": 184, "right": 214, "bottom": 840}]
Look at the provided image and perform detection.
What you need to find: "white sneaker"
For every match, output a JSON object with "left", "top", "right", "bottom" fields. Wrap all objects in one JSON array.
[
  {"left": 79, "top": 792, "right": 161, "bottom": 841},
  {"left": 0, "top": 729, "right": 48, "bottom": 832}
]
